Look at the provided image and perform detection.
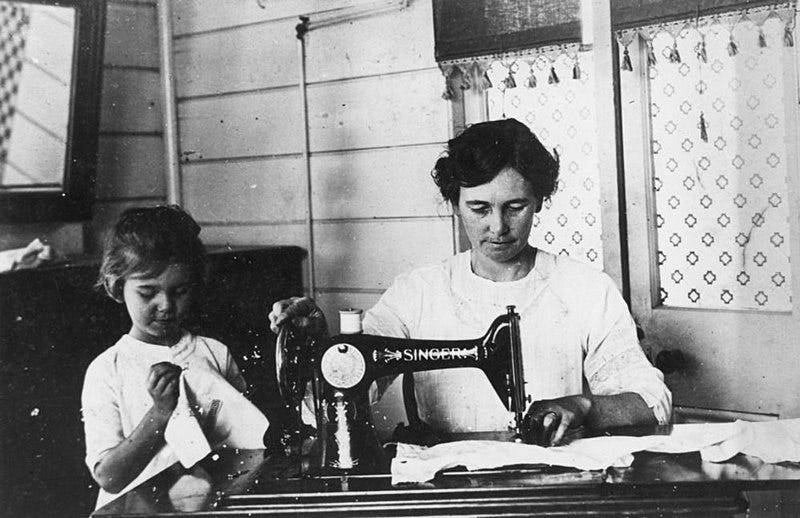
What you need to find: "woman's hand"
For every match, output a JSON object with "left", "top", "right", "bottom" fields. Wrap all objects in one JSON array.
[
  {"left": 268, "top": 296, "right": 329, "bottom": 339},
  {"left": 523, "top": 395, "right": 592, "bottom": 446},
  {"left": 147, "top": 362, "right": 181, "bottom": 416}
]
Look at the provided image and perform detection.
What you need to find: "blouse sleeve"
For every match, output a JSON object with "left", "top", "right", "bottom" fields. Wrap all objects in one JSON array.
[
  {"left": 362, "top": 273, "right": 418, "bottom": 338},
  {"left": 582, "top": 275, "right": 673, "bottom": 424},
  {"left": 81, "top": 357, "right": 124, "bottom": 475}
]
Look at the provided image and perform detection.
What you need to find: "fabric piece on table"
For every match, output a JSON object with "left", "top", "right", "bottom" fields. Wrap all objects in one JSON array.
[
  {"left": 740, "top": 419, "right": 800, "bottom": 463},
  {"left": 391, "top": 419, "right": 800, "bottom": 484}
]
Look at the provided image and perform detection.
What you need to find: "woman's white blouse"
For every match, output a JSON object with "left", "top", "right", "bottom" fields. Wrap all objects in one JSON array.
[{"left": 362, "top": 249, "right": 672, "bottom": 433}]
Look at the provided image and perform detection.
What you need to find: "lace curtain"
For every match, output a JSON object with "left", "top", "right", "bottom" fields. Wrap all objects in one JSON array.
[{"left": 617, "top": 3, "right": 797, "bottom": 310}]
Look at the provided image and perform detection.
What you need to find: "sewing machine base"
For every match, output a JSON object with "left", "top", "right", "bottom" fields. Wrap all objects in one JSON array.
[{"left": 267, "top": 422, "right": 523, "bottom": 477}]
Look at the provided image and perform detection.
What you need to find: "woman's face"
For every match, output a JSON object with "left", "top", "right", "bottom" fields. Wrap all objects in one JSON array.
[{"left": 456, "top": 167, "right": 540, "bottom": 266}]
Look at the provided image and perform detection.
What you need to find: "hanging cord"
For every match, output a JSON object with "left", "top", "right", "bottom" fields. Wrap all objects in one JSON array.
[
  {"left": 296, "top": 18, "right": 316, "bottom": 297},
  {"left": 694, "top": 12, "right": 709, "bottom": 143},
  {"left": 526, "top": 59, "right": 538, "bottom": 88},
  {"left": 499, "top": 60, "right": 517, "bottom": 119},
  {"left": 293, "top": 0, "right": 409, "bottom": 298}
]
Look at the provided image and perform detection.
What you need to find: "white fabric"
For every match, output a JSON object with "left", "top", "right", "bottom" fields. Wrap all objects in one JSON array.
[
  {"left": 173, "top": 364, "right": 270, "bottom": 451},
  {"left": 164, "top": 371, "right": 211, "bottom": 468},
  {"left": 81, "top": 332, "right": 249, "bottom": 509},
  {"left": 363, "top": 250, "right": 672, "bottom": 433},
  {"left": 391, "top": 419, "right": 800, "bottom": 484},
  {"left": 0, "top": 238, "right": 55, "bottom": 272}
]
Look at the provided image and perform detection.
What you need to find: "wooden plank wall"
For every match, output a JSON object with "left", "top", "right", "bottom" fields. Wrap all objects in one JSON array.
[
  {"left": 172, "top": 0, "right": 455, "bottom": 333},
  {"left": 0, "top": 0, "right": 164, "bottom": 254},
  {"left": 90, "top": 0, "right": 166, "bottom": 249}
]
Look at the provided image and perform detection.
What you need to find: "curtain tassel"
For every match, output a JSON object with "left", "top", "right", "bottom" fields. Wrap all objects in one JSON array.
[
  {"left": 548, "top": 66, "right": 559, "bottom": 84},
  {"left": 785, "top": 24, "right": 795, "bottom": 47},
  {"left": 758, "top": 28, "right": 767, "bottom": 48},
  {"left": 696, "top": 37, "right": 707, "bottom": 63},
  {"left": 502, "top": 72, "right": 516, "bottom": 89},
  {"left": 458, "top": 65, "right": 471, "bottom": 90},
  {"left": 646, "top": 41, "right": 658, "bottom": 66},
  {"left": 441, "top": 83, "right": 454, "bottom": 100},
  {"left": 526, "top": 72, "right": 537, "bottom": 88},
  {"left": 479, "top": 70, "right": 493, "bottom": 91},
  {"left": 700, "top": 111, "right": 708, "bottom": 143},
  {"left": 727, "top": 36, "right": 738, "bottom": 56},
  {"left": 669, "top": 41, "right": 681, "bottom": 63},
  {"left": 572, "top": 60, "right": 581, "bottom": 80},
  {"left": 621, "top": 46, "right": 633, "bottom": 71}
]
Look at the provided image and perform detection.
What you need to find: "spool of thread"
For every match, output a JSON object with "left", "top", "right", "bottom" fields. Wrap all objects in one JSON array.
[{"left": 339, "top": 308, "right": 363, "bottom": 334}]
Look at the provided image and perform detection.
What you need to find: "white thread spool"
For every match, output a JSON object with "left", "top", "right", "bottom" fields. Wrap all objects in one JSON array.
[{"left": 339, "top": 308, "right": 363, "bottom": 335}]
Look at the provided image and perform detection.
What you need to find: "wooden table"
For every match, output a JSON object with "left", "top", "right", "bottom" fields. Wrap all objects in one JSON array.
[{"left": 92, "top": 427, "right": 800, "bottom": 517}]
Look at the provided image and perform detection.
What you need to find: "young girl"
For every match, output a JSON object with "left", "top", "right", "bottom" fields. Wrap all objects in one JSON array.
[{"left": 82, "top": 205, "right": 249, "bottom": 508}]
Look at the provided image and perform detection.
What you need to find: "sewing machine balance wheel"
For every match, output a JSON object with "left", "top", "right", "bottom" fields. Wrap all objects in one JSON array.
[{"left": 275, "top": 322, "right": 309, "bottom": 405}]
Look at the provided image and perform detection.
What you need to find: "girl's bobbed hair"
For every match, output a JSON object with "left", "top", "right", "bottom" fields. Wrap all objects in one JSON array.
[
  {"left": 97, "top": 205, "right": 205, "bottom": 301},
  {"left": 431, "top": 118, "right": 559, "bottom": 206}
]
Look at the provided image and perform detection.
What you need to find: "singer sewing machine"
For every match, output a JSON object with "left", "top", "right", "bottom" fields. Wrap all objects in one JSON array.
[{"left": 271, "top": 305, "right": 526, "bottom": 474}]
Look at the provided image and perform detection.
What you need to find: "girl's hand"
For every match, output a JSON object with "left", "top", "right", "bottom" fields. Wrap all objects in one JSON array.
[
  {"left": 523, "top": 395, "right": 592, "bottom": 446},
  {"left": 147, "top": 361, "right": 181, "bottom": 416},
  {"left": 268, "top": 296, "right": 329, "bottom": 339}
]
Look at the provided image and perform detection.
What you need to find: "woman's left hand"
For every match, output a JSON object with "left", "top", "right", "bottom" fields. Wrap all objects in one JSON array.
[{"left": 523, "top": 395, "right": 592, "bottom": 446}]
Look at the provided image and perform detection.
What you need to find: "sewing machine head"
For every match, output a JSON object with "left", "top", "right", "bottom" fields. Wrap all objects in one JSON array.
[{"left": 272, "top": 305, "right": 525, "bottom": 474}]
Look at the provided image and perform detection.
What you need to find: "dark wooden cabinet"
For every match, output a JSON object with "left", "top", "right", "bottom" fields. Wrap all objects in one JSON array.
[{"left": 0, "top": 246, "right": 305, "bottom": 518}]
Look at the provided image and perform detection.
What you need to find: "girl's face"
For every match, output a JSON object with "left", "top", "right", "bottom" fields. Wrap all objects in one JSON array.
[{"left": 121, "top": 263, "right": 196, "bottom": 346}]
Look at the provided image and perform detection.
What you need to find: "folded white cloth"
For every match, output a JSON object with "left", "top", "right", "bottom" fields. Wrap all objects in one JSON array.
[
  {"left": 0, "top": 238, "right": 56, "bottom": 273},
  {"left": 165, "top": 368, "right": 270, "bottom": 468},
  {"left": 165, "top": 371, "right": 212, "bottom": 468},
  {"left": 391, "top": 419, "right": 800, "bottom": 485}
]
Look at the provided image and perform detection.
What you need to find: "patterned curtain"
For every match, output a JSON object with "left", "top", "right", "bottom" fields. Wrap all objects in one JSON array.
[{"left": 617, "top": 3, "right": 797, "bottom": 310}]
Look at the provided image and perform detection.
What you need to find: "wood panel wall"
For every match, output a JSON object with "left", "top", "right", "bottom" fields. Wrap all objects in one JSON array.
[
  {"left": 172, "top": 0, "right": 455, "bottom": 333},
  {"left": 91, "top": 0, "right": 166, "bottom": 250}
]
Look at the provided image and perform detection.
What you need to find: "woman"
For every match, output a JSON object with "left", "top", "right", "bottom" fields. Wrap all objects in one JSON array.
[{"left": 270, "top": 118, "right": 671, "bottom": 446}]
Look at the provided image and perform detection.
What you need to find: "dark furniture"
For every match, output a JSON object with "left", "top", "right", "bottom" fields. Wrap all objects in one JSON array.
[
  {"left": 92, "top": 427, "right": 800, "bottom": 517},
  {"left": 0, "top": 246, "right": 305, "bottom": 518}
]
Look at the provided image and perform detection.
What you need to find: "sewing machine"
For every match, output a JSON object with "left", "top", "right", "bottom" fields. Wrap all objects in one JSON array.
[{"left": 271, "top": 305, "right": 526, "bottom": 474}]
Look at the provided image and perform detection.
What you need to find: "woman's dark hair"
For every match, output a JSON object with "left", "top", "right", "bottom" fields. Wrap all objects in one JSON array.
[
  {"left": 432, "top": 118, "right": 559, "bottom": 205},
  {"left": 97, "top": 205, "right": 205, "bottom": 301}
]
